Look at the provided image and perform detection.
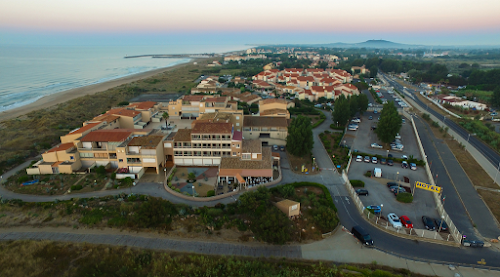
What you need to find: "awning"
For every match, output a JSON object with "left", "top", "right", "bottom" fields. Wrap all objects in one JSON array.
[{"left": 235, "top": 173, "right": 246, "bottom": 184}]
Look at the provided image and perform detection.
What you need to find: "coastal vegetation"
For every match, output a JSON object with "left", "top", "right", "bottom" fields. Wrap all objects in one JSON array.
[
  {"left": 0, "top": 60, "right": 208, "bottom": 175},
  {"left": 0, "top": 240, "right": 418, "bottom": 277},
  {"left": 0, "top": 182, "right": 337, "bottom": 244}
]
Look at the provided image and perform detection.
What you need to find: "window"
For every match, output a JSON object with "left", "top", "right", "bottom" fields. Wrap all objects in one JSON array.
[
  {"left": 232, "top": 152, "right": 237, "bottom": 156},
  {"left": 164, "top": 142, "right": 172, "bottom": 148},
  {"left": 291, "top": 205, "right": 298, "bottom": 211},
  {"left": 252, "top": 153, "right": 258, "bottom": 159},
  {"left": 242, "top": 153, "right": 251, "bottom": 160},
  {"left": 237, "top": 144, "right": 240, "bottom": 148},
  {"left": 236, "top": 123, "right": 240, "bottom": 126},
  {"left": 236, "top": 116, "right": 240, "bottom": 120},
  {"left": 70, "top": 156, "right": 74, "bottom": 160},
  {"left": 119, "top": 159, "right": 123, "bottom": 162}
]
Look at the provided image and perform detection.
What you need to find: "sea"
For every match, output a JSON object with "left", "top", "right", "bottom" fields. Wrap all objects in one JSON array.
[{"left": 0, "top": 44, "right": 247, "bottom": 112}]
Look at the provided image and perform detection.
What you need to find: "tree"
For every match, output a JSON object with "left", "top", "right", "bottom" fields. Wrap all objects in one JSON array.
[
  {"left": 491, "top": 87, "right": 500, "bottom": 108},
  {"left": 286, "top": 115, "right": 314, "bottom": 157},
  {"left": 162, "top": 112, "right": 169, "bottom": 120},
  {"left": 188, "top": 172, "right": 196, "bottom": 181},
  {"left": 369, "top": 65, "right": 378, "bottom": 78},
  {"left": 357, "top": 94, "right": 369, "bottom": 115},
  {"left": 349, "top": 96, "right": 358, "bottom": 117},
  {"left": 375, "top": 101, "right": 402, "bottom": 143},
  {"left": 332, "top": 95, "right": 350, "bottom": 126}
]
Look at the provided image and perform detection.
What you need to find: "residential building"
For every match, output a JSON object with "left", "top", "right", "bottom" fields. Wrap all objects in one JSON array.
[
  {"left": 167, "top": 95, "right": 239, "bottom": 119},
  {"left": 243, "top": 116, "right": 289, "bottom": 146}
]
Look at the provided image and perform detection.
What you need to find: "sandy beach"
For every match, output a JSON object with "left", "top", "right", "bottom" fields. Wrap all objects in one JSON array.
[{"left": 0, "top": 61, "right": 192, "bottom": 123}]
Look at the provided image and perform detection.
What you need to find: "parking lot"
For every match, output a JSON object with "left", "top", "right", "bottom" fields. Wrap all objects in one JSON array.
[
  {"left": 348, "top": 159, "right": 440, "bottom": 230},
  {"left": 377, "top": 88, "right": 408, "bottom": 108},
  {"left": 344, "top": 111, "right": 421, "bottom": 159}
]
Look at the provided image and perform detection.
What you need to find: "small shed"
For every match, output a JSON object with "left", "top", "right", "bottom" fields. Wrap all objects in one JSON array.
[{"left": 275, "top": 199, "right": 300, "bottom": 218}]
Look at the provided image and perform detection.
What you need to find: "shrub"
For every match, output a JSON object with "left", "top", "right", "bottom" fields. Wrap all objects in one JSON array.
[
  {"left": 350, "top": 180, "right": 365, "bottom": 187},
  {"left": 71, "top": 185, "right": 83, "bottom": 191},
  {"left": 117, "top": 101, "right": 129, "bottom": 106},
  {"left": 396, "top": 192, "right": 413, "bottom": 203},
  {"left": 94, "top": 165, "right": 107, "bottom": 176},
  {"left": 110, "top": 172, "right": 116, "bottom": 180},
  {"left": 188, "top": 172, "right": 196, "bottom": 180},
  {"left": 364, "top": 171, "right": 372, "bottom": 177},
  {"left": 207, "top": 190, "right": 215, "bottom": 197},
  {"left": 17, "top": 176, "right": 30, "bottom": 184}
]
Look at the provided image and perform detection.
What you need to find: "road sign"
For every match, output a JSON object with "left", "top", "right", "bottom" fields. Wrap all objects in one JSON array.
[
  {"left": 478, "top": 259, "right": 486, "bottom": 265},
  {"left": 415, "top": 181, "right": 442, "bottom": 193}
]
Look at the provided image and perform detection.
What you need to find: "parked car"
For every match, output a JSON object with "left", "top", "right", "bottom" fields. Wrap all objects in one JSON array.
[
  {"left": 387, "top": 160, "right": 394, "bottom": 166},
  {"left": 387, "top": 213, "right": 403, "bottom": 229},
  {"left": 380, "top": 158, "right": 387, "bottom": 165},
  {"left": 280, "top": 146, "right": 285, "bottom": 151},
  {"left": 273, "top": 145, "right": 278, "bottom": 151},
  {"left": 371, "top": 143, "right": 383, "bottom": 149},
  {"left": 371, "top": 157, "right": 378, "bottom": 164},
  {"left": 369, "top": 116, "right": 373, "bottom": 120},
  {"left": 352, "top": 118, "right": 361, "bottom": 123},
  {"left": 410, "top": 163, "right": 417, "bottom": 170},
  {"left": 392, "top": 144, "right": 404, "bottom": 151},
  {"left": 351, "top": 226, "right": 374, "bottom": 246},
  {"left": 386, "top": 182, "right": 398, "bottom": 188},
  {"left": 366, "top": 205, "right": 381, "bottom": 214},
  {"left": 356, "top": 189, "right": 369, "bottom": 196},
  {"left": 356, "top": 155, "right": 363, "bottom": 162},
  {"left": 422, "top": 216, "right": 436, "bottom": 230},
  {"left": 401, "top": 161, "right": 408, "bottom": 168},
  {"left": 373, "top": 110, "right": 378, "bottom": 114},
  {"left": 400, "top": 215, "right": 413, "bottom": 228},
  {"left": 402, "top": 155, "right": 408, "bottom": 159},
  {"left": 389, "top": 186, "right": 406, "bottom": 194},
  {"left": 371, "top": 126, "right": 377, "bottom": 130},
  {"left": 402, "top": 118, "right": 406, "bottom": 124},
  {"left": 434, "top": 218, "right": 449, "bottom": 232},
  {"left": 395, "top": 134, "right": 402, "bottom": 140},
  {"left": 388, "top": 154, "right": 393, "bottom": 158},
  {"left": 364, "top": 156, "right": 370, "bottom": 163}
]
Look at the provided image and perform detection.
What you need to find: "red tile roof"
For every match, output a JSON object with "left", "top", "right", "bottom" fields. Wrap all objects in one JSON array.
[
  {"left": 311, "top": 86, "right": 335, "bottom": 92},
  {"left": 81, "top": 130, "right": 132, "bottom": 142},
  {"left": 183, "top": 95, "right": 205, "bottom": 102},
  {"left": 69, "top": 122, "right": 101, "bottom": 134},
  {"left": 46, "top": 143, "right": 75, "bottom": 153},
  {"left": 204, "top": 97, "right": 227, "bottom": 103},
  {"left": 297, "top": 76, "right": 315, "bottom": 82},
  {"left": 106, "top": 108, "right": 141, "bottom": 117}
]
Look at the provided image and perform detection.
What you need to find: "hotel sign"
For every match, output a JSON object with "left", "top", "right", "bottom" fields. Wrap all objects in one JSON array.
[{"left": 415, "top": 181, "right": 442, "bottom": 194}]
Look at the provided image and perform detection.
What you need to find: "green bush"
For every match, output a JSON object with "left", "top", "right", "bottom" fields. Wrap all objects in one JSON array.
[
  {"left": 71, "top": 185, "right": 83, "bottom": 191},
  {"left": 364, "top": 171, "right": 372, "bottom": 177},
  {"left": 207, "top": 190, "right": 215, "bottom": 197},
  {"left": 17, "top": 176, "right": 30, "bottom": 184},
  {"left": 110, "top": 172, "right": 116, "bottom": 180},
  {"left": 350, "top": 180, "right": 365, "bottom": 187},
  {"left": 396, "top": 192, "right": 413, "bottom": 203},
  {"left": 117, "top": 101, "right": 129, "bottom": 106}
]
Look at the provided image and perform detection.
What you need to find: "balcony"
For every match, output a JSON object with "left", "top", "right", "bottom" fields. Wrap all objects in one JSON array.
[{"left": 77, "top": 147, "right": 109, "bottom": 152}]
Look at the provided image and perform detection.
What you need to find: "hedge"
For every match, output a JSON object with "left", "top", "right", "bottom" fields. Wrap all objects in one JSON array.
[
  {"left": 276, "top": 182, "right": 337, "bottom": 212},
  {"left": 71, "top": 185, "right": 83, "bottom": 191},
  {"left": 396, "top": 192, "right": 413, "bottom": 203},
  {"left": 207, "top": 190, "right": 215, "bottom": 197},
  {"left": 350, "top": 180, "right": 365, "bottom": 187},
  {"left": 353, "top": 151, "right": 425, "bottom": 166},
  {"left": 330, "top": 124, "right": 345, "bottom": 130}
]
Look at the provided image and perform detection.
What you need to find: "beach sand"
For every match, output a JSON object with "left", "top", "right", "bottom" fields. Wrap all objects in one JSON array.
[{"left": 0, "top": 61, "right": 193, "bottom": 123}]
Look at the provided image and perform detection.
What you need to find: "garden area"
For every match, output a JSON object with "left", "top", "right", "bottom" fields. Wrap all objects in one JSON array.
[
  {"left": 0, "top": 240, "right": 419, "bottom": 277},
  {"left": 166, "top": 167, "right": 218, "bottom": 197},
  {"left": 3, "top": 165, "right": 133, "bottom": 195},
  {"left": 0, "top": 182, "right": 338, "bottom": 245},
  {"left": 319, "top": 129, "right": 350, "bottom": 170}
]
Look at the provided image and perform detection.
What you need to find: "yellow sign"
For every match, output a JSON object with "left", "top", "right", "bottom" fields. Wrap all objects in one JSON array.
[
  {"left": 478, "top": 259, "right": 486, "bottom": 265},
  {"left": 415, "top": 181, "right": 442, "bottom": 193}
]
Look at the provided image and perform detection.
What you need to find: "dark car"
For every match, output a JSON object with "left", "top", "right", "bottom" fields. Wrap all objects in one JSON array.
[
  {"left": 434, "top": 218, "right": 449, "bottom": 232},
  {"left": 380, "top": 158, "right": 387, "bottom": 165},
  {"left": 356, "top": 189, "right": 369, "bottom": 196},
  {"left": 422, "top": 216, "right": 436, "bottom": 230},
  {"left": 386, "top": 182, "right": 398, "bottom": 188},
  {"left": 280, "top": 146, "right": 285, "bottom": 151},
  {"left": 387, "top": 160, "right": 394, "bottom": 166},
  {"left": 369, "top": 116, "right": 373, "bottom": 120},
  {"left": 401, "top": 161, "right": 408, "bottom": 168},
  {"left": 388, "top": 154, "right": 393, "bottom": 158},
  {"left": 351, "top": 226, "right": 374, "bottom": 246}
]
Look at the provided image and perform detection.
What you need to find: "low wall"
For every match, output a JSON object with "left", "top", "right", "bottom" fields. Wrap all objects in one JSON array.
[
  {"left": 420, "top": 92, "right": 461, "bottom": 119},
  {"left": 407, "top": 111, "right": 462, "bottom": 243},
  {"left": 162, "top": 166, "right": 283, "bottom": 202}
]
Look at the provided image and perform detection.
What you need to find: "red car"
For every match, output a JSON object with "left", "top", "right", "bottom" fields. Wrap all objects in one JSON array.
[{"left": 400, "top": 215, "right": 413, "bottom": 228}]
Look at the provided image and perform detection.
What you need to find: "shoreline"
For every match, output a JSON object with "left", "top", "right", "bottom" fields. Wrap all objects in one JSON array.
[{"left": 0, "top": 60, "right": 194, "bottom": 123}]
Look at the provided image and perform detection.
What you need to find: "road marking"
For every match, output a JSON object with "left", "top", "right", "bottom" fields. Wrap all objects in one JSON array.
[
  {"left": 478, "top": 259, "right": 486, "bottom": 265},
  {"left": 344, "top": 197, "right": 350, "bottom": 204}
]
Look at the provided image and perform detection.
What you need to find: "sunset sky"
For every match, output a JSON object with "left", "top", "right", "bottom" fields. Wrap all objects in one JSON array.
[{"left": 1, "top": 0, "right": 500, "bottom": 46}]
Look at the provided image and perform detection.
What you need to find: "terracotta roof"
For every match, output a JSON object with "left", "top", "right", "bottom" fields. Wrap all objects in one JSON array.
[
  {"left": 219, "top": 147, "right": 272, "bottom": 170},
  {"left": 127, "top": 135, "right": 164, "bottom": 149},
  {"left": 173, "top": 129, "right": 192, "bottom": 141},
  {"left": 311, "top": 86, "right": 335, "bottom": 92},
  {"left": 243, "top": 139, "right": 262, "bottom": 153},
  {"left": 192, "top": 122, "right": 232, "bottom": 134},
  {"left": 128, "top": 101, "right": 157, "bottom": 110},
  {"left": 52, "top": 161, "right": 64, "bottom": 167},
  {"left": 107, "top": 108, "right": 141, "bottom": 117},
  {"left": 244, "top": 116, "right": 289, "bottom": 127},
  {"left": 80, "top": 130, "right": 132, "bottom": 142},
  {"left": 69, "top": 122, "right": 101, "bottom": 134},
  {"left": 297, "top": 76, "right": 315, "bottom": 82},
  {"left": 46, "top": 143, "right": 75, "bottom": 153},
  {"left": 260, "top": 98, "right": 287, "bottom": 105},
  {"left": 204, "top": 97, "right": 227, "bottom": 103},
  {"left": 92, "top": 114, "right": 120, "bottom": 123},
  {"left": 232, "top": 130, "right": 243, "bottom": 141},
  {"left": 183, "top": 95, "right": 205, "bottom": 102},
  {"left": 306, "top": 68, "right": 324, "bottom": 72},
  {"left": 260, "top": 108, "right": 288, "bottom": 116}
]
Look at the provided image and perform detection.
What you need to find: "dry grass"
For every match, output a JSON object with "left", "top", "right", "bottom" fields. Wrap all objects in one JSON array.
[
  {"left": 477, "top": 190, "right": 500, "bottom": 223},
  {"left": 287, "top": 151, "right": 317, "bottom": 174}
]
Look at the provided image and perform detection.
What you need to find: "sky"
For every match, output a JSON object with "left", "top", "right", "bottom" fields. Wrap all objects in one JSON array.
[{"left": 1, "top": 0, "right": 500, "bottom": 46}]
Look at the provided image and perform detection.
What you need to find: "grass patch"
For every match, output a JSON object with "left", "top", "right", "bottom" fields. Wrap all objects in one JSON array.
[
  {"left": 350, "top": 180, "right": 365, "bottom": 187},
  {"left": 396, "top": 192, "right": 413, "bottom": 203}
]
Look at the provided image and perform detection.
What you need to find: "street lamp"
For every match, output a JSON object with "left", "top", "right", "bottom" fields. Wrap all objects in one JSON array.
[
  {"left": 192, "top": 185, "right": 195, "bottom": 197},
  {"left": 396, "top": 172, "right": 400, "bottom": 192},
  {"left": 380, "top": 204, "right": 384, "bottom": 219},
  {"left": 164, "top": 168, "right": 167, "bottom": 179},
  {"left": 438, "top": 215, "right": 445, "bottom": 232}
]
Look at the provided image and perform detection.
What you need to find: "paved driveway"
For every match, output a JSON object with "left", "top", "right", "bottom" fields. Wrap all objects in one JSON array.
[{"left": 348, "top": 158, "right": 439, "bottom": 229}]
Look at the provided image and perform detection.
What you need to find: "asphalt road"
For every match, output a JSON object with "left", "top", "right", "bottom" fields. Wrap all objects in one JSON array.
[
  {"left": 413, "top": 115, "right": 500, "bottom": 240},
  {"left": 2, "top": 109, "right": 500, "bottom": 268},
  {"left": 382, "top": 73, "right": 500, "bottom": 169}
]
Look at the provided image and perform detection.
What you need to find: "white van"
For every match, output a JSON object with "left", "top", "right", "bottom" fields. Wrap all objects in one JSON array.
[{"left": 373, "top": 168, "right": 382, "bottom": 178}]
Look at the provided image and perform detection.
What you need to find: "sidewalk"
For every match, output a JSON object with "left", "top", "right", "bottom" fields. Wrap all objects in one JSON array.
[{"left": 302, "top": 229, "right": 500, "bottom": 277}]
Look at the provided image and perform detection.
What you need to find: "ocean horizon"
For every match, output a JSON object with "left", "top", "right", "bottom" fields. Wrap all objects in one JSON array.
[{"left": 0, "top": 44, "right": 248, "bottom": 112}]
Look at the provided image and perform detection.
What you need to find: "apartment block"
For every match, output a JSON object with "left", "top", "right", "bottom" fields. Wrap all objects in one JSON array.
[{"left": 243, "top": 116, "right": 289, "bottom": 146}]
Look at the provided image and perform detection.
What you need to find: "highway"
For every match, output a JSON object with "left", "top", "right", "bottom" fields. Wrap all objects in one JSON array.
[{"left": 381, "top": 73, "right": 500, "bottom": 169}]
